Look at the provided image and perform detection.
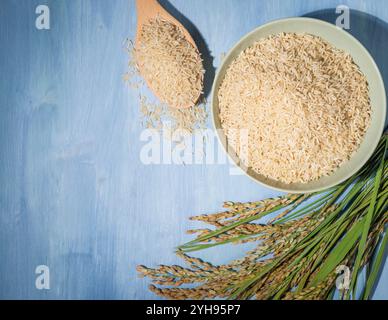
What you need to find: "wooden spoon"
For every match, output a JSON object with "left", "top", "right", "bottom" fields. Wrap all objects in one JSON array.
[{"left": 135, "top": 0, "right": 202, "bottom": 109}]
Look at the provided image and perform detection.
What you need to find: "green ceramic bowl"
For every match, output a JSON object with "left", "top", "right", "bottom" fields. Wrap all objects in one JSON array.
[{"left": 212, "top": 17, "right": 386, "bottom": 193}]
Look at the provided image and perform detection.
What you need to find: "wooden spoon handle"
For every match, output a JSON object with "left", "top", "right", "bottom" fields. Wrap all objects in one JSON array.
[{"left": 136, "top": 0, "right": 162, "bottom": 26}]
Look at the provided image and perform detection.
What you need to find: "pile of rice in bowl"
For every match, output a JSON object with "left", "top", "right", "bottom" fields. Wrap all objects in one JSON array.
[{"left": 218, "top": 33, "right": 371, "bottom": 184}]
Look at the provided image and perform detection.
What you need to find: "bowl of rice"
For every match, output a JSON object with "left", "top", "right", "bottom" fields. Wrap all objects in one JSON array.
[{"left": 212, "top": 17, "right": 386, "bottom": 193}]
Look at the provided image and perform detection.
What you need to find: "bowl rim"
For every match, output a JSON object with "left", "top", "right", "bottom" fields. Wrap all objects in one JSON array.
[{"left": 211, "top": 17, "right": 387, "bottom": 193}]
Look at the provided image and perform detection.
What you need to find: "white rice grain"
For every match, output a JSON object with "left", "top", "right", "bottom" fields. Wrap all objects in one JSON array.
[
  {"left": 136, "top": 17, "right": 204, "bottom": 109},
  {"left": 218, "top": 33, "right": 371, "bottom": 184}
]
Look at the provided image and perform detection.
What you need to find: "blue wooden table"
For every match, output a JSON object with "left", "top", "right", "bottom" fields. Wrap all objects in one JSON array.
[{"left": 0, "top": 0, "right": 387, "bottom": 299}]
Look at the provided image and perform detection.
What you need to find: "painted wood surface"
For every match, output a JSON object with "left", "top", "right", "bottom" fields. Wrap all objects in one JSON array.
[{"left": 0, "top": 0, "right": 387, "bottom": 299}]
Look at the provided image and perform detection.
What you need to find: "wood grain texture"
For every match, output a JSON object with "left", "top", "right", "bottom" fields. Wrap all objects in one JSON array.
[{"left": 0, "top": 0, "right": 387, "bottom": 299}]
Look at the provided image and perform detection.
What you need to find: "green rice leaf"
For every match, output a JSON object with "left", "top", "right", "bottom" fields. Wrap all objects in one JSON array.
[
  {"left": 311, "top": 218, "right": 363, "bottom": 285},
  {"left": 363, "top": 231, "right": 388, "bottom": 300},
  {"left": 349, "top": 139, "right": 387, "bottom": 298}
]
